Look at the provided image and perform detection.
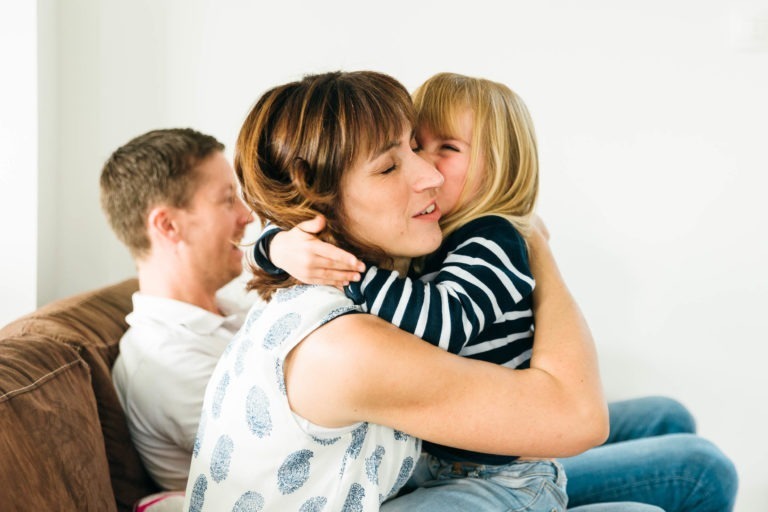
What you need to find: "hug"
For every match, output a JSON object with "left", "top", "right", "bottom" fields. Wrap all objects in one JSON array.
[{"left": 98, "top": 71, "right": 737, "bottom": 511}]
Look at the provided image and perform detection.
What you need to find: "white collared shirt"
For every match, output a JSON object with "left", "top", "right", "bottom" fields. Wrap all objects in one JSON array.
[{"left": 112, "top": 290, "right": 259, "bottom": 491}]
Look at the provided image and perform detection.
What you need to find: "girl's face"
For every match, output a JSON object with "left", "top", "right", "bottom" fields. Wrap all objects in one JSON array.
[
  {"left": 415, "top": 108, "right": 482, "bottom": 216},
  {"left": 341, "top": 126, "right": 445, "bottom": 273}
]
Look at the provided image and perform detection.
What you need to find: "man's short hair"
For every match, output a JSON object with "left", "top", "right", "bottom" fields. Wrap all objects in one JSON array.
[{"left": 100, "top": 128, "right": 224, "bottom": 258}]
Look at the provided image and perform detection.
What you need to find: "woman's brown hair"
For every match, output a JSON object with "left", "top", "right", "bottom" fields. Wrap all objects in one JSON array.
[{"left": 235, "top": 71, "right": 415, "bottom": 299}]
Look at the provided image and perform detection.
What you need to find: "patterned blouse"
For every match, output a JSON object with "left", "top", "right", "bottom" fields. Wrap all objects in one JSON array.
[{"left": 185, "top": 285, "right": 421, "bottom": 511}]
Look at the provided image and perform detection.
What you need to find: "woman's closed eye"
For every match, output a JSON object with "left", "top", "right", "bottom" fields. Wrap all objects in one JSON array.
[
  {"left": 380, "top": 163, "right": 397, "bottom": 175},
  {"left": 441, "top": 144, "right": 460, "bottom": 152}
]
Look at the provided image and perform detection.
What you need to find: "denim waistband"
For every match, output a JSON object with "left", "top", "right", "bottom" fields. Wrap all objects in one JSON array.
[{"left": 440, "top": 457, "right": 563, "bottom": 482}]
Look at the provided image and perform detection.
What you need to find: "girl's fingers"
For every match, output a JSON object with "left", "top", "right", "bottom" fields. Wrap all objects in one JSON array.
[
  {"left": 312, "top": 243, "right": 365, "bottom": 272},
  {"left": 296, "top": 214, "right": 327, "bottom": 234}
]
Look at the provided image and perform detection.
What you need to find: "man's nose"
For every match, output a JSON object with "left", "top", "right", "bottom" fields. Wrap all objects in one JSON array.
[{"left": 237, "top": 197, "right": 255, "bottom": 224}]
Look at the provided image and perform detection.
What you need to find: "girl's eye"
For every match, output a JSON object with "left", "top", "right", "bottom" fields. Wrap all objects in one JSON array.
[
  {"left": 442, "top": 144, "right": 459, "bottom": 152},
  {"left": 411, "top": 144, "right": 422, "bottom": 153},
  {"left": 381, "top": 164, "right": 397, "bottom": 175}
]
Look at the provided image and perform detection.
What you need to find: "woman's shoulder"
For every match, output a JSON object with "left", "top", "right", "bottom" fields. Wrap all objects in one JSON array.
[
  {"left": 239, "top": 285, "right": 361, "bottom": 355},
  {"left": 297, "top": 314, "right": 423, "bottom": 387},
  {"left": 267, "top": 285, "right": 359, "bottom": 319}
]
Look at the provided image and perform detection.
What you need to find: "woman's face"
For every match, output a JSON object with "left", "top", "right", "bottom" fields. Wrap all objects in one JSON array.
[
  {"left": 415, "top": 108, "right": 482, "bottom": 216},
  {"left": 341, "top": 126, "right": 445, "bottom": 273}
]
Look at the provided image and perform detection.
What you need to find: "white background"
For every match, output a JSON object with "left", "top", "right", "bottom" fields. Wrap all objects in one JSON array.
[{"left": 2, "top": 1, "right": 766, "bottom": 509}]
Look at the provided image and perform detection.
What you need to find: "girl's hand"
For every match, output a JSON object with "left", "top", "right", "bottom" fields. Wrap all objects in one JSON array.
[{"left": 270, "top": 215, "right": 365, "bottom": 287}]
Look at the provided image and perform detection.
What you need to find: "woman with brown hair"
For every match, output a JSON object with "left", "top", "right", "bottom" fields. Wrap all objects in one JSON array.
[{"left": 184, "top": 71, "right": 608, "bottom": 511}]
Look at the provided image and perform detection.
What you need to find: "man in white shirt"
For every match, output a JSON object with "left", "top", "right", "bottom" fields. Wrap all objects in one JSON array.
[{"left": 100, "top": 128, "right": 255, "bottom": 490}]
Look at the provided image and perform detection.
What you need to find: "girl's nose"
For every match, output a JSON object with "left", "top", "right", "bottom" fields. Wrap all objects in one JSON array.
[{"left": 418, "top": 148, "right": 438, "bottom": 167}]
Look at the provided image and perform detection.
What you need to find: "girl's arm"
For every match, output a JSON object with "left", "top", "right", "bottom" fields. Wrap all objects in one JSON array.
[
  {"left": 347, "top": 215, "right": 533, "bottom": 354},
  {"left": 285, "top": 226, "right": 609, "bottom": 458},
  {"left": 253, "top": 223, "right": 284, "bottom": 275},
  {"left": 253, "top": 215, "right": 364, "bottom": 286}
]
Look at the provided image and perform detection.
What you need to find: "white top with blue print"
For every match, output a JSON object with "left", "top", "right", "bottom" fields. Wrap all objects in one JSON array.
[{"left": 184, "top": 285, "right": 421, "bottom": 512}]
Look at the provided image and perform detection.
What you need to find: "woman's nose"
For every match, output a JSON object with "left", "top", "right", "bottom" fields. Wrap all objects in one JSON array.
[{"left": 412, "top": 154, "right": 445, "bottom": 191}]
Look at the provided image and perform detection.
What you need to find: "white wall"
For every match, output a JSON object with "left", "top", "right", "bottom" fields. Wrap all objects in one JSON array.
[
  {"left": 3, "top": 0, "right": 767, "bottom": 509},
  {"left": 0, "top": 3, "right": 38, "bottom": 322}
]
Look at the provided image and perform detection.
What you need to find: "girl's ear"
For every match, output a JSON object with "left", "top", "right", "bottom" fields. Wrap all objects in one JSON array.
[{"left": 147, "top": 205, "right": 182, "bottom": 243}]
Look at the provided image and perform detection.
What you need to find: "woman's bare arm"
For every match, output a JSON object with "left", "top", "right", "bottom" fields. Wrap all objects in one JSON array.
[{"left": 284, "top": 229, "right": 608, "bottom": 459}]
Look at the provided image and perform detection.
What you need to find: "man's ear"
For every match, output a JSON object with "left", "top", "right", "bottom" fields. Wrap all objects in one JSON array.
[{"left": 147, "top": 205, "right": 181, "bottom": 243}]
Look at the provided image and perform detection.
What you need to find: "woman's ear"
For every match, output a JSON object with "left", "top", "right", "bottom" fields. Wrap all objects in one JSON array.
[{"left": 147, "top": 205, "right": 181, "bottom": 243}]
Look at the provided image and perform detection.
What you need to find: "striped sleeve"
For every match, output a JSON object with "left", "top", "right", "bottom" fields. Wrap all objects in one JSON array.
[
  {"left": 252, "top": 223, "right": 285, "bottom": 275},
  {"left": 344, "top": 216, "right": 535, "bottom": 353}
]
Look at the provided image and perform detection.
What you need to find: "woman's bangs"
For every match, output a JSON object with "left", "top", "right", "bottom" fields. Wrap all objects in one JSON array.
[{"left": 346, "top": 88, "right": 414, "bottom": 165}]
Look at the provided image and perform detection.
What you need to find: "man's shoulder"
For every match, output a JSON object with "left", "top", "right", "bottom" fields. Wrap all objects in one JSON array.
[
  {"left": 215, "top": 277, "right": 261, "bottom": 314},
  {"left": 128, "top": 293, "right": 202, "bottom": 326},
  {"left": 114, "top": 321, "right": 222, "bottom": 402}
]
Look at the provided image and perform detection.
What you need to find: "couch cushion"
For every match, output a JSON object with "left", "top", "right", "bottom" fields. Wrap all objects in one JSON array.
[
  {"left": 0, "top": 278, "right": 160, "bottom": 511},
  {"left": 0, "top": 338, "right": 116, "bottom": 511},
  {"left": 0, "top": 278, "right": 139, "bottom": 367}
]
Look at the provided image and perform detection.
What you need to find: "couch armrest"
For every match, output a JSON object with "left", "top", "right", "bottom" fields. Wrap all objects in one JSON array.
[
  {"left": 0, "top": 338, "right": 117, "bottom": 511},
  {"left": 0, "top": 279, "right": 160, "bottom": 511}
]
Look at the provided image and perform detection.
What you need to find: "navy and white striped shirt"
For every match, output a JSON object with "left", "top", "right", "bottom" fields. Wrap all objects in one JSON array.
[{"left": 254, "top": 215, "right": 535, "bottom": 465}]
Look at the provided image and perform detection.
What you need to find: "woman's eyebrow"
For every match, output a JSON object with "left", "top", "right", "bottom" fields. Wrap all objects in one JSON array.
[{"left": 373, "top": 139, "right": 400, "bottom": 157}]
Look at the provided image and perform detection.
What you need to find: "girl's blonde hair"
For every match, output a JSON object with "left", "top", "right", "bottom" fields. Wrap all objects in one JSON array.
[{"left": 413, "top": 73, "right": 539, "bottom": 239}]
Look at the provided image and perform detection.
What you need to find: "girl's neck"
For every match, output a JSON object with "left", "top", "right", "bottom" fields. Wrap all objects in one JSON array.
[{"left": 391, "top": 257, "right": 411, "bottom": 276}]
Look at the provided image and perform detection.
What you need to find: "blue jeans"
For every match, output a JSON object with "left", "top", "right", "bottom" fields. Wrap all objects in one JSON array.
[
  {"left": 381, "top": 456, "right": 568, "bottom": 511},
  {"left": 560, "top": 396, "right": 739, "bottom": 512},
  {"left": 383, "top": 397, "right": 736, "bottom": 511},
  {"left": 380, "top": 454, "right": 661, "bottom": 512}
]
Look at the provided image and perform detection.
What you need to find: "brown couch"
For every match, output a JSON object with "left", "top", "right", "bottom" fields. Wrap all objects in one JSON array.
[{"left": 0, "top": 278, "right": 160, "bottom": 512}]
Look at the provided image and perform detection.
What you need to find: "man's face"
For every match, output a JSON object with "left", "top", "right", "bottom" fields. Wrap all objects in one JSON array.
[{"left": 176, "top": 151, "right": 253, "bottom": 291}]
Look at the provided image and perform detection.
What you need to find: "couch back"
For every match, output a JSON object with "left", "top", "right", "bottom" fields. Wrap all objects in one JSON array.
[{"left": 0, "top": 278, "right": 159, "bottom": 512}]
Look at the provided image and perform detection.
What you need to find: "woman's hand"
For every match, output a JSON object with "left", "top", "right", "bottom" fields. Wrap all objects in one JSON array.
[{"left": 270, "top": 215, "right": 365, "bottom": 287}]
